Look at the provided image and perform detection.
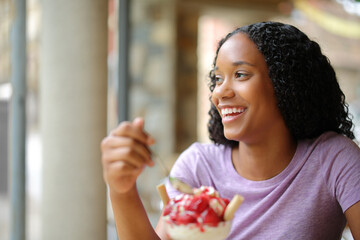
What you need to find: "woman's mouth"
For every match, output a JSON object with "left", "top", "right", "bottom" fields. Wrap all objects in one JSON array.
[{"left": 221, "top": 107, "right": 246, "bottom": 121}]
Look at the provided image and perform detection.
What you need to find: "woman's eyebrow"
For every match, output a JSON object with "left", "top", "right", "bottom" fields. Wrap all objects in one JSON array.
[
  {"left": 214, "top": 60, "right": 255, "bottom": 70},
  {"left": 232, "top": 60, "right": 255, "bottom": 67}
]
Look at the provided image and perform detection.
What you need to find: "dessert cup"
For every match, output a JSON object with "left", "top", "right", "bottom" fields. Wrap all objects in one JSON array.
[
  {"left": 163, "top": 218, "right": 232, "bottom": 240},
  {"left": 157, "top": 184, "right": 243, "bottom": 240}
]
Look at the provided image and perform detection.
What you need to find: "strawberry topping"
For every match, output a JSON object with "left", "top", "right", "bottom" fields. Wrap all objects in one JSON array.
[{"left": 163, "top": 186, "right": 229, "bottom": 228}]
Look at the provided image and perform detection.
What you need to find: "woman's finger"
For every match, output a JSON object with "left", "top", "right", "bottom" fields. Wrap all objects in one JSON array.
[
  {"left": 101, "top": 136, "right": 154, "bottom": 167},
  {"left": 103, "top": 146, "right": 153, "bottom": 168},
  {"left": 110, "top": 119, "right": 155, "bottom": 146},
  {"left": 105, "top": 160, "right": 144, "bottom": 177}
]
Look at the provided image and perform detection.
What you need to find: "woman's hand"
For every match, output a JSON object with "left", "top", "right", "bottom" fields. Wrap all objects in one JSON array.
[{"left": 101, "top": 117, "right": 155, "bottom": 194}]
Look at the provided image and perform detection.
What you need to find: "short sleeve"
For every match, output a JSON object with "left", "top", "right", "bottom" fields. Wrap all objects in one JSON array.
[
  {"left": 336, "top": 143, "right": 360, "bottom": 212},
  {"left": 321, "top": 134, "right": 360, "bottom": 212}
]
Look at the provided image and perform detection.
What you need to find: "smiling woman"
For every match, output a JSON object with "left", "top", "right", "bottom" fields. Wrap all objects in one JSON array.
[
  {"left": 208, "top": 22, "right": 355, "bottom": 147},
  {"left": 101, "top": 21, "right": 360, "bottom": 240},
  {"left": 211, "top": 33, "right": 287, "bottom": 146}
]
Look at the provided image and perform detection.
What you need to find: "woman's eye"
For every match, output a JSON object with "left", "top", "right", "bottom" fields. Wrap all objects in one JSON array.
[
  {"left": 215, "top": 76, "right": 223, "bottom": 84},
  {"left": 235, "top": 72, "right": 247, "bottom": 78}
]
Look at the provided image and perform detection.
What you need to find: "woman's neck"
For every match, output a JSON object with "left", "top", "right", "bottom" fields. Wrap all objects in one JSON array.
[{"left": 232, "top": 133, "right": 297, "bottom": 181}]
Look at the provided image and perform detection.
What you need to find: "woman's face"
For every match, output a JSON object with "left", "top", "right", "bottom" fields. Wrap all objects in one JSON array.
[{"left": 211, "top": 33, "right": 286, "bottom": 144}]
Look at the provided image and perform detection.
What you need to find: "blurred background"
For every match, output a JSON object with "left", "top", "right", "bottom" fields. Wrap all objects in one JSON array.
[{"left": 0, "top": 0, "right": 359, "bottom": 239}]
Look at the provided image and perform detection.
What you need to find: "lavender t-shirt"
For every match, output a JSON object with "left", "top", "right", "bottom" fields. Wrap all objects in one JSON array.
[{"left": 165, "top": 132, "right": 360, "bottom": 240}]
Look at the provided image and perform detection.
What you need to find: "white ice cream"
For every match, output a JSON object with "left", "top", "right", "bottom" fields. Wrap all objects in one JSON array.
[{"left": 165, "top": 220, "right": 232, "bottom": 240}]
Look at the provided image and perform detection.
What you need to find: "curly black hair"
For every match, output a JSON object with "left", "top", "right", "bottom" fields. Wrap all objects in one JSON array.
[{"left": 208, "top": 21, "right": 355, "bottom": 147}]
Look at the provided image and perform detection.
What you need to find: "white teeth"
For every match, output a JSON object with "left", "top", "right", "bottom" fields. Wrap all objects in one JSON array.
[{"left": 221, "top": 107, "right": 245, "bottom": 116}]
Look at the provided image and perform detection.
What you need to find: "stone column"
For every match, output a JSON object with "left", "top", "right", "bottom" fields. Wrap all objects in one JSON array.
[{"left": 40, "top": 1, "right": 108, "bottom": 239}]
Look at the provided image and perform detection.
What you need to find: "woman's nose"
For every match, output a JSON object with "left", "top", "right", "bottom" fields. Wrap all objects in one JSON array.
[{"left": 213, "top": 79, "right": 235, "bottom": 100}]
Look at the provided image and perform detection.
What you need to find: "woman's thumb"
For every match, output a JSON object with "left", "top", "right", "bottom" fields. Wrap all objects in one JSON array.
[
  {"left": 133, "top": 117, "right": 155, "bottom": 145},
  {"left": 133, "top": 117, "right": 144, "bottom": 130}
]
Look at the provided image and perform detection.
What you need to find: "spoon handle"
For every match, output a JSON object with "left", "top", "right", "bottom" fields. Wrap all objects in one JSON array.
[{"left": 151, "top": 150, "right": 170, "bottom": 176}]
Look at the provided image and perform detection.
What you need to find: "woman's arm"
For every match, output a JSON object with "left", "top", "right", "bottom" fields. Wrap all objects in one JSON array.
[
  {"left": 101, "top": 118, "right": 162, "bottom": 240},
  {"left": 110, "top": 186, "right": 160, "bottom": 240},
  {"left": 345, "top": 201, "right": 360, "bottom": 240}
]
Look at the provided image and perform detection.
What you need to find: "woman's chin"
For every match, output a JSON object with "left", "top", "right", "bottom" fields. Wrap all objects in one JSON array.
[{"left": 224, "top": 132, "right": 241, "bottom": 142}]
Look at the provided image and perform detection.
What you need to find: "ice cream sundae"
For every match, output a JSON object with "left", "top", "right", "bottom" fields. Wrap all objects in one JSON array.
[{"left": 157, "top": 183, "right": 243, "bottom": 240}]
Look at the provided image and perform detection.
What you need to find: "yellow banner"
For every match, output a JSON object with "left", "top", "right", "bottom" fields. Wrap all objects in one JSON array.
[{"left": 294, "top": 0, "right": 360, "bottom": 39}]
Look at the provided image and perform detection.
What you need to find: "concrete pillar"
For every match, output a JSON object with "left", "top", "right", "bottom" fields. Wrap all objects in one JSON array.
[{"left": 40, "top": 1, "right": 108, "bottom": 239}]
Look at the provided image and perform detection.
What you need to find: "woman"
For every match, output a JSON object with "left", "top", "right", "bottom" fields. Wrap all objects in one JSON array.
[{"left": 101, "top": 22, "right": 360, "bottom": 239}]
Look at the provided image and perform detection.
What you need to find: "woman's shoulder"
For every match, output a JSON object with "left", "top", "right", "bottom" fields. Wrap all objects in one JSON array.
[
  {"left": 297, "top": 131, "right": 360, "bottom": 181},
  {"left": 305, "top": 131, "right": 360, "bottom": 155},
  {"left": 311, "top": 132, "right": 360, "bottom": 212},
  {"left": 303, "top": 131, "right": 359, "bottom": 181},
  {"left": 319, "top": 131, "right": 358, "bottom": 144},
  {"left": 184, "top": 142, "right": 229, "bottom": 156}
]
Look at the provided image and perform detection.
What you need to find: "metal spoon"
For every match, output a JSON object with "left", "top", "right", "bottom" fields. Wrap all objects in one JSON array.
[
  {"left": 151, "top": 150, "right": 194, "bottom": 194},
  {"left": 151, "top": 150, "right": 170, "bottom": 176}
]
